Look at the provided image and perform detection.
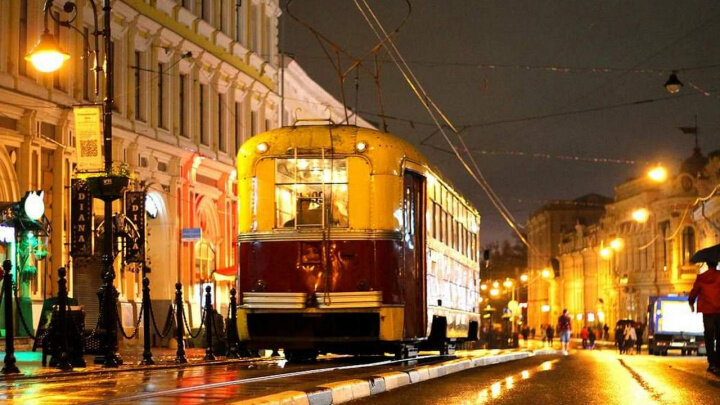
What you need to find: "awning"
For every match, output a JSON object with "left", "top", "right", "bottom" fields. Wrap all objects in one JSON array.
[{"left": 212, "top": 265, "right": 236, "bottom": 281}]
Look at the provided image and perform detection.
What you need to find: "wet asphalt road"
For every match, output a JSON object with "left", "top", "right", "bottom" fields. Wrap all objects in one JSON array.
[
  {"left": 0, "top": 355, "right": 447, "bottom": 404},
  {"left": 351, "top": 350, "right": 720, "bottom": 404}
]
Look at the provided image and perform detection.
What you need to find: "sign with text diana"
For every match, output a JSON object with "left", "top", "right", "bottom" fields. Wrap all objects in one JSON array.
[
  {"left": 73, "top": 105, "right": 104, "bottom": 172},
  {"left": 124, "top": 191, "right": 146, "bottom": 263},
  {"left": 71, "top": 179, "right": 93, "bottom": 257}
]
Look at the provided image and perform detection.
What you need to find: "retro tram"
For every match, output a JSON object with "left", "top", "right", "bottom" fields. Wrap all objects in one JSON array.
[{"left": 235, "top": 124, "right": 481, "bottom": 360}]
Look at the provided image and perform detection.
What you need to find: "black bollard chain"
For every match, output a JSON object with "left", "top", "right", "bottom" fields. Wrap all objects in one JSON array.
[
  {"left": 116, "top": 304, "right": 143, "bottom": 340},
  {"left": 174, "top": 283, "right": 187, "bottom": 364},
  {"left": 182, "top": 307, "right": 205, "bottom": 339},
  {"left": 203, "top": 286, "right": 216, "bottom": 361},
  {"left": 148, "top": 299, "right": 175, "bottom": 339},
  {"left": 13, "top": 283, "right": 37, "bottom": 340}
]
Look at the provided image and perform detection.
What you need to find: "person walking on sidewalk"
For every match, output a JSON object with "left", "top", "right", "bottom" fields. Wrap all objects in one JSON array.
[
  {"left": 689, "top": 261, "right": 720, "bottom": 376},
  {"left": 603, "top": 323, "right": 610, "bottom": 340},
  {"left": 580, "top": 326, "right": 589, "bottom": 349},
  {"left": 545, "top": 324, "right": 555, "bottom": 347},
  {"left": 588, "top": 328, "right": 596, "bottom": 349},
  {"left": 558, "top": 309, "right": 572, "bottom": 355}
]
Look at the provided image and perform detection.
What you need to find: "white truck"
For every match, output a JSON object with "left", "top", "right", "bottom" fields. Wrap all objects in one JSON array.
[{"left": 648, "top": 295, "right": 706, "bottom": 356}]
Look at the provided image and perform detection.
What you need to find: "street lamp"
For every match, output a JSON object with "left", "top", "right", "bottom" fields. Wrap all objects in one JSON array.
[
  {"left": 631, "top": 208, "right": 650, "bottom": 223},
  {"left": 664, "top": 71, "right": 683, "bottom": 94},
  {"left": 520, "top": 274, "right": 528, "bottom": 282},
  {"left": 610, "top": 237, "right": 623, "bottom": 251},
  {"left": 29, "top": 0, "right": 122, "bottom": 367},
  {"left": 647, "top": 166, "right": 668, "bottom": 183},
  {"left": 541, "top": 268, "right": 551, "bottom": 278}
]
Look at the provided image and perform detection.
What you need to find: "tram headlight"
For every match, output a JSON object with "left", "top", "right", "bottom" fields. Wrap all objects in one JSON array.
[
  {"left": 355, "top": 141, "right": 367, "bottom": 153},
  {"left": 256, "top": 142, "right": 269, "bottom": 154}
]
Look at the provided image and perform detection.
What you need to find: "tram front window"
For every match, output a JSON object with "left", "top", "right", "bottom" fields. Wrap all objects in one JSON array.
[{"left": 275, "top": 158, "right": 348, "bottom": 228}]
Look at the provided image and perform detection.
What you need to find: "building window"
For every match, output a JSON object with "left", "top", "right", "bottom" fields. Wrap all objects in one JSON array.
[
  {"left": 235, "top": 102, "right": 243, "bottom": 149},
  {"left": 263, "top": 15, "right": 272, "bottom": 59},
  {"left": 250, "top": 110, "right": 258, "bottom": 137},
  {"left": 218, "top": 92, "right": 226, "bottom": 152},
  {"left": 682, "top": 227, "right": 696, "bottom": 265},
  {"left": 275, "top": 157, "right": 348, "bottom": 228},
  {"left": 200, "top": 84, "right": 208, "bottom": 145},
  {"left": 179, "top": 74, "right": 187, "bottom": 137},
  {"left": 83, "top": 27, "right": 90, "bottom": 100},
  {"left": 134, "top": 51, "right": 145, "bottom": 121},
  {"left": 19, "top": 0, "right": 28, "bottom": 76},
  {"left": 158, "top": 63, "right": 166, "bottom": 129},
  {"left": 235, "top": 1, "right": 243, "bottom": 42}
]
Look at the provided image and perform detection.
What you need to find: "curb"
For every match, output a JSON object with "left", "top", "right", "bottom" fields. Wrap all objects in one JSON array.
[{"left": 232, "top": 349, "right": 558, "bottom": 405}]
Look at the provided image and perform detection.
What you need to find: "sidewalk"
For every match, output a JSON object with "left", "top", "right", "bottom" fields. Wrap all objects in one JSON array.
[{"left": 0, "top": 347, "right": 273, "bottom": 380}]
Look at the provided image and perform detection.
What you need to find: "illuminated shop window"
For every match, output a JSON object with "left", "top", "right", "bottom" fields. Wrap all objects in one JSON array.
[{"left": 275, "top": 158, "right": 348, "bottom": 228}]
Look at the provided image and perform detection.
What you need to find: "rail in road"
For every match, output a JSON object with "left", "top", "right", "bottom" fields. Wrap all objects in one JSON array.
[{"left": 0, "top": 354, "right": 453, "bottom": 404}]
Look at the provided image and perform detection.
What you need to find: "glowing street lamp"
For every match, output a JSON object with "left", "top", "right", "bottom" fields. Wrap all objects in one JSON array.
[
  {"left": 480, "top": 284, "right": 488, "bottom": 291},
  {"left": 664, "top": 71, "right": 683, "bottom": 94},
  {"left": 610, "top": 238, "right": 623, "bottom": 251},
  {"left": 520, "top": 274, "right": 528, "bottom": 282},
  {"left": 647, "top": 166, "right": 668, "bottom": 183},
  {"left": 492, "top": 281, "right": 500, "bottom": 288},
  {"left": 600, "top": 247, "right": 612, "bottom": 259},
  {"left": 490, "top": 288, "right": 500, "bottom": 296},
  {"left": 25, "top": 30, "right": 70, "bottom": 73},
  {"left": 503, "top": 279, "right": 513, "bottom": 288},
  {"left": 631, "top": 208, "right": 650, "bottom": 223},
  {"left": 541, "top": 269, "right": 551, "bottom": 278}
]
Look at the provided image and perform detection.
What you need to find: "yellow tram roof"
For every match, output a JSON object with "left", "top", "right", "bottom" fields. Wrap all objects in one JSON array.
[{"left": 237, "top": 125, "right": 479, "bottom": 216}]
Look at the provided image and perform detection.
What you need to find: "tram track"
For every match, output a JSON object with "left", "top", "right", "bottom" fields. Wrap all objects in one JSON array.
[{"left": 85, "top": 354, "right": 450, "bottom": 404}]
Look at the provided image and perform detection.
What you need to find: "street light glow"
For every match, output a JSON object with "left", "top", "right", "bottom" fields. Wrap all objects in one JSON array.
[
  {"left": 520, "top": 274, "right": 528, "bottom": 282},
  {"left": 503, "top": 279, "right": 513, "bottom": 288},
  {"left": 541, "top": 269, "right": 551, "bottom": 278},
  {"left": 647, "top": 166, "right": 668, "bottom": 183},
  {"left": 480, "top": 284, "right": 487, "bottom": 291},
  {"left": 600, "top": 247, "right": 612, "bottom": 259},
  {"left": 492, "top": 281, "right": 499, "bottom": 288},
  {"left": 490, "top": 288, "right": 500, "bottom": 296},
  {"left": 632, "top": 208, "right": 650, "bottom": 223},
  {"left": 610, "top": 238, "right": 623, "bottom": 250},
  {"left": 25, "top": 31, "right": 70, "bottom": 73}
]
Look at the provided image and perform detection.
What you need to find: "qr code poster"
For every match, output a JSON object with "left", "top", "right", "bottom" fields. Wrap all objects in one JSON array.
[{"left": 73, "top": 105, "right": 104, "bottom": 171}]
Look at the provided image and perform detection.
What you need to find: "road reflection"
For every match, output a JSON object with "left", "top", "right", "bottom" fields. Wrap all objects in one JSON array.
[{"left": 464, "top": 359, "right": 560, "bottom": 404}]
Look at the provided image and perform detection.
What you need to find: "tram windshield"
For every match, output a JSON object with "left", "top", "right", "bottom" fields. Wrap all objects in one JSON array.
[{"left": 275, "top": 158, "right": 349, "bottom": 228}]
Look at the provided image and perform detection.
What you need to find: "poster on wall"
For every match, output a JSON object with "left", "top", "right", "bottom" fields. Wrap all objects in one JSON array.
[
  {"left": 73, "top": 105, "right": 104, "bottom": 172},
  {"left": 70, "top": 179, "right": 93, "bottom": 257}
]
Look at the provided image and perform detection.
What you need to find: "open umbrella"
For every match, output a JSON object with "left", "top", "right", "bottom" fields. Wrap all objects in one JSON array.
[{"left": 690, "top": 244, "right": 720, "bottom": 264}]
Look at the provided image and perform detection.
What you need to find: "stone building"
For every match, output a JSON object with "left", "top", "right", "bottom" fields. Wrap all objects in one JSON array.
[
  {"left": 527, "top": 147, "right": 720, "bottom": 334},
  {"left": 0, "top": 0, "right": 371, "bottom": 343}
]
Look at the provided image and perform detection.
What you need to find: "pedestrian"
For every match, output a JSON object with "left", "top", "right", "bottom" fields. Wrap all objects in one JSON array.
[
  {"left": 635, "top": 323, "right": 645, "bottom": 354},
  {"left": 588, "top": 328, "right": 596, "bottom": 349},
  {"left": 624, "top": 324, "right": 637, "bottom": 355},
  {"left": 530, "top": 327, "right": 536, "bottom": 340},
  {"left": 603, "top": 324, "right": 610, "bottom": 341},
  {"left": 546, "top": 324, "right": 554, "bottom": 347},
  {"left": 581, "top": 326, "right": 589, "bottom": 349},
  {"left": 521, "top": 326, "right": 530, "bottom": 345},
  {"left": 557, "top": 309, "right": 572, "bottom": 355},
  {"left": 689, "top": 260, "right": 720, "bottom": 376},
  {"left": 615, "top": 323, "right": 625, "bottom": 353}
]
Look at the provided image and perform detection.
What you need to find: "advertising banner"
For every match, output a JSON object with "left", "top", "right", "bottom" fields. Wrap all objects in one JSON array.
[
  {"left": 73, "top": 105, "right": 104, "bottom": 172},
  {"left": 70, "top": 179, "right": 93, "bottom": 257},
  {"left": 124, "top": 191, "right": 145, "bottom": 263}
]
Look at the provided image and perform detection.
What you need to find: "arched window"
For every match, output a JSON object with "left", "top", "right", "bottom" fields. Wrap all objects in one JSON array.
[{"left": 681, "top": 227, "right": 696, "bottom": 265}]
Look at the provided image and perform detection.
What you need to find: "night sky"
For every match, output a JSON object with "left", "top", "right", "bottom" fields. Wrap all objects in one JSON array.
[{"left": 280, "top": 0, "right": 720, "bottom": 245}]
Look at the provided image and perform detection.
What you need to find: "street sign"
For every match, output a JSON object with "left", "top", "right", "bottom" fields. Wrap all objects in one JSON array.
[
  {"left": 181, "top": 228, "right": 202, "bottom": 242},
  {"left": 124, "top": 191, "right": 146, "bottom": 263},
  {"left": 71, "top": 179, "right": 93, "bottom": 257}
]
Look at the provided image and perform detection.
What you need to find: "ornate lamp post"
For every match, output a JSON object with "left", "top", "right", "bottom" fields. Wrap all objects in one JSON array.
[{"left": 26, "top": 0, "right": 122, "bottom": 367}]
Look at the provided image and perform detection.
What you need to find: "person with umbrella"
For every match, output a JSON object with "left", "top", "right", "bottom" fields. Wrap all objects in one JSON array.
[{"left": 689, "top": 244, "right": 720, "bottom": 376}]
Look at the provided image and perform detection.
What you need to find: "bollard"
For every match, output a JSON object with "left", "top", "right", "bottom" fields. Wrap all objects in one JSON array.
[
  {"left": 203, "top": 285, "right": 216, "bottom": 361},
  {"left": 226, "top": 288, "right": 240, "bottom": 359},
  {"left": 174, "top": 283, "right": 187, "bottom": 364},
  {"left": 55, "top": 267, "right": 72, "bottom": 371},
  {"left": 140, "top": 276, "right": 154, "bottom": 365},
  {"left": 1, "top": 260, "right": 19, "bottom": 374}
]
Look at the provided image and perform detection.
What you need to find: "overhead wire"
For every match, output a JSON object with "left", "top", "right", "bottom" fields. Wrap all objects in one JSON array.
[{"left": 353, "top": 0, "right": 531, "bottom": 249}]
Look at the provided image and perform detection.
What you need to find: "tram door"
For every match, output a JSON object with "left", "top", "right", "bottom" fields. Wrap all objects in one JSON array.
[{"left": 402, "top": 171, "right": 427, "bottom": 338}]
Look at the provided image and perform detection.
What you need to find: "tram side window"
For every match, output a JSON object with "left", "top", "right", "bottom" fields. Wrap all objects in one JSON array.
[{"left": 275, "top": 158, "right": 348, "bottom": 228}]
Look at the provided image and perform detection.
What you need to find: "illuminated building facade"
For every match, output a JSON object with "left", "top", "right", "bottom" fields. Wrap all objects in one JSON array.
[{"left": 0, "top": 0, "right": 370, "bottom": 344}]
